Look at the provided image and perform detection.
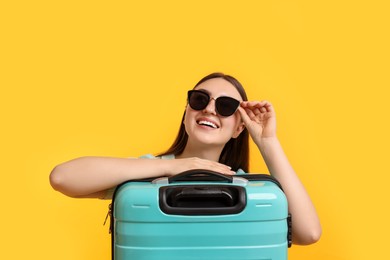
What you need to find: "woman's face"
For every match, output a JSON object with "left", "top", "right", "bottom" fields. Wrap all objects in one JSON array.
[{"left": 183, "top": 78, "right": 245, "bottom": 148}]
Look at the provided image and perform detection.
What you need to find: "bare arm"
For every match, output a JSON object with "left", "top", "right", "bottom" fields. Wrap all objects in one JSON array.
[
  {"left": 257, "top": 137, "right": 321, "bottom": 245},
  {"left": 49, "top": 156, "right": 234, "bottom": 199},
  {"left": 238, "top": 102, "right": 321, "bottom": 245}
]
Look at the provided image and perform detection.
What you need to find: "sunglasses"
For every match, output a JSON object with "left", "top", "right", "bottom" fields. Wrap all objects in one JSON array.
[{"left": 187, "top": 90, "right": 241, "bottom": 117}]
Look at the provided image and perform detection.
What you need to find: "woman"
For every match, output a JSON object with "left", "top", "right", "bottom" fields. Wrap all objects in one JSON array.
[{"left": 50, "top": 72, "right": 321, "bottom": 245}]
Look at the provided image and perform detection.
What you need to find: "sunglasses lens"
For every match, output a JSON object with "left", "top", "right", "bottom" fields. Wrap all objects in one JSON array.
[
  {"left": 188, "top": 91, "right": 209, "bottom": 110},
  {"left": 188, "top": 90, "right": 240, "bottom": 117},
  {"left": 216, "top": 97, "right": 240, "bottom": 116}
]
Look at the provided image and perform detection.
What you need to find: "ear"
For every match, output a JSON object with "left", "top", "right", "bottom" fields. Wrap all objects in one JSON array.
[{"left": 232, "top": 123, "right": 245, "bottom": 139}]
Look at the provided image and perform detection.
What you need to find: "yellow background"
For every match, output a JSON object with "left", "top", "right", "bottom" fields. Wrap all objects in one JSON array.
[{"left": 1, "top": 1, "right": 389, "bottom": 259}]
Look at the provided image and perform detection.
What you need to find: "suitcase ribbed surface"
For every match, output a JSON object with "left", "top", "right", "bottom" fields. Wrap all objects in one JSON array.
[{"left": 112, "top": 171, "right": 290, "bottom": 260}]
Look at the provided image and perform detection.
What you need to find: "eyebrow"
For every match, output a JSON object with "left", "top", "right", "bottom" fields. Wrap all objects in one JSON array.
[
  {"left": 195, "top": 88, "right": 211, "bottom": 95},
  {"left": 195, "top": 88, "right": 240, "bottom": 100}
]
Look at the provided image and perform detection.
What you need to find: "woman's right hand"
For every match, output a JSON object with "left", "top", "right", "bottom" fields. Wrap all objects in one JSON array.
[
  {"left": 165, "top": 157, "right": 236, "bottom": 176},
  {"left": 50, "top": 156, "right": 235, "bottom": 199}
]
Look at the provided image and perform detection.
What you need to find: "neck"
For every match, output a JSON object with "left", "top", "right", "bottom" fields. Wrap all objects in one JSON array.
[{"left": 177, "top": 141, "right": 224, "bottom": 162}]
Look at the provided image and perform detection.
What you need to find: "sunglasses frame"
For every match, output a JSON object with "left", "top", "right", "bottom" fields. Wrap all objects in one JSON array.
[{"left": 187, "top": 90, "right": 241, "bottom": 117}]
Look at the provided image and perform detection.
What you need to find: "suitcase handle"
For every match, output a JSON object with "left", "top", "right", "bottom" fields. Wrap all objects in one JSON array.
[
  {"left": 159, "top": 185, "right": 246, "bottom": 215},
  {"left": 170, "top": 187, "right": 235, "bottom": 207},
  {"left": 168, "top": 169, "right": 233, "bottom": 183}
]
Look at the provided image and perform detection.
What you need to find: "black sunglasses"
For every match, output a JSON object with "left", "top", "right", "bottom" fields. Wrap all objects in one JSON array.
[{"left": 187, "top": 90, "right": 240, "bottom": 117}]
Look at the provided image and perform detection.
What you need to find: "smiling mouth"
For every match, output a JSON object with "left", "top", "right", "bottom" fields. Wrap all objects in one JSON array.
[{"left": 197, "top": 120, "right": 218, "bottom": 129}]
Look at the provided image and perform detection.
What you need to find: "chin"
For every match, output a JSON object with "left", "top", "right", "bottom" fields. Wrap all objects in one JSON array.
[{"left": 192, "top": 133, "right": 228, "bottom": 147}]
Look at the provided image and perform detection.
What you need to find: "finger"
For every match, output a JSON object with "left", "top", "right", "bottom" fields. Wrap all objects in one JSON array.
[
  {"left": 245, "top": 101, "right": 275, "bottom": 115},
  {"left": 258, "top": 100, "right": 274, "bottom": 112},
  {"left": 253, "top": 107, "right": 262, "bottom": 115},
  {"left": 240, "top": 101, "right": 257, "bottom": 109},
  {"left": 239, "top": 107, "right": 259, "bottom": 125},
  {"left": 264, "top": 102, "right": 274, "bottom": 113},
  {"left": 243, "top": 100, "right": 273, "bottom": 108},
  {"left": 197, "top": 159, "right": 236, "bottom": 175},
  {"left": 245, "top": 108, "right": 261, "bottom": 124},
  {"left": 241, "top": 101, "right": 264, "bottom": 108},
  {"left": 237, "top": 106, "right": 253, "bottom": 125},
  {"left": 241, "top": 102, "right": 261, "bottom": 115},
  {"left": 208, "top": 163, "right": 236, "bottom": 175},
  {"left": 241, "top": 103, "right": 264, "bottom": 116}
]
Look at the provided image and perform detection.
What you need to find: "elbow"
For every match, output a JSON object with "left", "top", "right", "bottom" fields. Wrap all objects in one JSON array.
[
  {"left": 312, "top": 226, "right": 322, "bottom": 243},
  {"left": 294, "top": 225, "right": 322, "bottom": 245},
  {"left": 49, "top": 164, "right": 76, "bottom": 197},
  {"left": 50, "top": 165, "right": 64, "bottom": 191},
  {"left": 304, "top": 228, "right": 322, "bottom": 245}
]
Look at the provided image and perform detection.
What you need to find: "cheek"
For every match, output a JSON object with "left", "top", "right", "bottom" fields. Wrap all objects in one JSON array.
[
  {"left": 220, "top": 116, "right": 238, "bottom": 131},
  {"left": 183, "top": 107, "right": 190, "bottom": 125},
  {"left": 223, "top": 115, "right": 243, "bottom": 137},
  {"left": 227, "top": 113, "right": 241, "bottom": 126},
  {"left": 234, "top": 112, "right": 242, "bottom": 125},
  {"left": 183, "top": 106, "right": 195, "bottom": 128}
]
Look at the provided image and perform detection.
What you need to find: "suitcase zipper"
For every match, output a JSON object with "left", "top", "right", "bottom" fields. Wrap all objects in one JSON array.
[
  {"left": 103, "top": 203, "right": 112, "bottom": 234},
  {"left": 287, "top": 213, "right": 292, "bottom": 248}
]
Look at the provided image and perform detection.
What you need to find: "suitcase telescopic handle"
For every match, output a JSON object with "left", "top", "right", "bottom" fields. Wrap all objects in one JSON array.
[
  {"left": 152, "top": 169, "right": 248, "bottom": 185},
  {"left": 168, "top": 169, "right": 233, "bottom": 183}
]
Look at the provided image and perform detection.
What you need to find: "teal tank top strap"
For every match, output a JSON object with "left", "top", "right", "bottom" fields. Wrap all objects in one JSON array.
[
  {"left": 138, "top": 154, "right": 175, "bottom": 160},
  {"left": 236, "top": 168, "right": 246, "bottom": 175},
  {"left": 161, "top": 154, "right": 175, "bottom": 160}
]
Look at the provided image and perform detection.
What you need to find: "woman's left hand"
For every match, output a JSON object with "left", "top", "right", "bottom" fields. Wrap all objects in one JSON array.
[
  {"left": 238, "top": 100, "right": 277, "bottom": 142},
  {"left": 239, "top": 100, "right": 322, "bottom": 245}
]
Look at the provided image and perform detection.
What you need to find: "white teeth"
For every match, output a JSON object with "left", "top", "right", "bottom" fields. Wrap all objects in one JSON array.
[{"left": 198, "top": 120, "right": 217, "bottom": 129}]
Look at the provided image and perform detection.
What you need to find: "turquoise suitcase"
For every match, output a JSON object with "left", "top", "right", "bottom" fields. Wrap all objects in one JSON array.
[{"left": 109, "top": 170, "right": 292, "bottom": 260}]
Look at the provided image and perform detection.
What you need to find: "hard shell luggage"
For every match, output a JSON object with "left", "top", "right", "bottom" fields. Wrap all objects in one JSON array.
[{"left": 109, "top": 170, "right": 292, "bottom": 260}]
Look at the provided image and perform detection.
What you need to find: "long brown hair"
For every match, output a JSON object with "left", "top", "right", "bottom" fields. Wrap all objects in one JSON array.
[{"left": 158, "top": 72, "right": 249, "bottom": 172}]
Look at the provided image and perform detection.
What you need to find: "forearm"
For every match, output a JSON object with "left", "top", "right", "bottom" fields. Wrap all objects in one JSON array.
[
  {"left": 49, "top": 156, "right": 171, "bottom": 198},
  {"left": 256, "top": 137, "right": 322, "bottom": 245}
]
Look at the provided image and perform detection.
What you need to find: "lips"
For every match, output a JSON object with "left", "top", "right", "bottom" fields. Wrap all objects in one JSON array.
[{"left": 196, "top": 118, "right": 220, "bottom": 129}]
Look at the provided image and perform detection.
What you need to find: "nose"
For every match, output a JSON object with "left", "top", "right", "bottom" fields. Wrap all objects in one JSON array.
[{"left": 203, "top": 97, "right": 217, "bottom": 115}]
